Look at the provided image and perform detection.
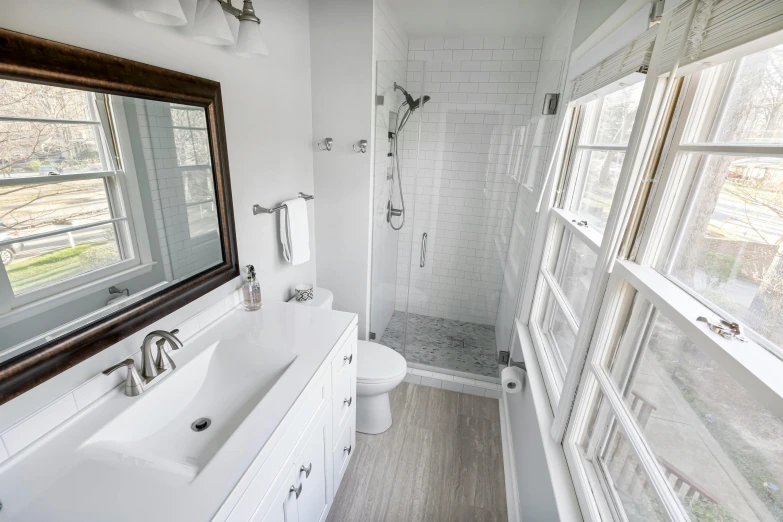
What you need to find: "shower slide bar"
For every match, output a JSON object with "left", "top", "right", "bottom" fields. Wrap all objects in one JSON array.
[{"left": 252, "top": 192, "right": 314, "bottom": 215}]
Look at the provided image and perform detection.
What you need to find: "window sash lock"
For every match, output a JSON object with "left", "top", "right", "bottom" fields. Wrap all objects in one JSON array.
[{"left": 697, "top": 316, "right": 747, "bottom": 342}]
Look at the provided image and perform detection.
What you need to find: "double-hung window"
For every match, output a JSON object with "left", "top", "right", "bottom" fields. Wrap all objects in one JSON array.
[
  {"left": 0, "top": 80, "right": 142, "bottom": 314},
  {"left": 170, "top": 104, "right": 218, "bottom": 238},
  {"left": 565, "top": 42, "right": 783, "bottom": 522},
  {"left": 529, "top": 81, "right": 645, "bottom": 404}
]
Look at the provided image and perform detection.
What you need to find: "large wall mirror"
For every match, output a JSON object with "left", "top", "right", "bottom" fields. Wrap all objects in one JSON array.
[{"left": 0, "top": 29, "right": 239, "bottom": 404}]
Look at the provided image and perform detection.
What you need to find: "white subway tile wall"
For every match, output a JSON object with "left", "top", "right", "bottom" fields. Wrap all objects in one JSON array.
[
  {"left": 394, "top": 36, "right": 541, "bottom": 326},
  {"left": 0, "top": 289, "right": 242, "bottom": 466},
  {"left": 371, "top": 0, "right": 408, "bottom": 339},
  {"left": 133, "top": 99, "right": 223, "bottom": 282}
]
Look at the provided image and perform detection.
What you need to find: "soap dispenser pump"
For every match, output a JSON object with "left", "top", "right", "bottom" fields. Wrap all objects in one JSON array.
[{"left": 242, "top": 264, "right": 262, "bottom": 311}]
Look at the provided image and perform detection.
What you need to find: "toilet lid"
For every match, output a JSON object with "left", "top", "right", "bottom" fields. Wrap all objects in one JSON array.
[{"left": 357, "top": 341, "right": 407, "bottom": 383}]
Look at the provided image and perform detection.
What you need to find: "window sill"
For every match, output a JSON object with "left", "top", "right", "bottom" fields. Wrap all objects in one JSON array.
[
  {"left": 0, "top": 262, "right": 156, "bottom": 329},
  {"left": 512, "top": 318, "right": 582, "bottom": 521}
]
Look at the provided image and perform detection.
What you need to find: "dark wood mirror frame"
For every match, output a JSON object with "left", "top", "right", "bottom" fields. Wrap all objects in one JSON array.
[{"left": 0, "top": 29, "right": 239, "bottom": 405}]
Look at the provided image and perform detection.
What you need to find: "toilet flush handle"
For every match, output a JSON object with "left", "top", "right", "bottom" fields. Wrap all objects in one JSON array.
[{"left": 344, "top": 354, "right": 353, "bottom": 364}]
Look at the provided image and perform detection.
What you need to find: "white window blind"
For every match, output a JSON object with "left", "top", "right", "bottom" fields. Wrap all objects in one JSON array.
[
  {"left": 572, "top": 26, "right": 659, "bottom": 101},
  {"left": 659, "top": 0, "right": 783, "bottom": 73}
]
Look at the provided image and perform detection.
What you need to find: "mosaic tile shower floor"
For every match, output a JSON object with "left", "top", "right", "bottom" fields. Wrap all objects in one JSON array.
[{"left": 378, "top": 311, "right": 498, "bottom": 378}]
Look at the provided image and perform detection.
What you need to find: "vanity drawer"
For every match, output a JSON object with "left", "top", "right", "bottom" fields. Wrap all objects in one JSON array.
[
  {"left": 333, "top": 415, "right": 356, "bottom": 493},
  {"left": 331, "top": 331, "right": 356, "bottom": 383},
  {"left": 332, "top": 370, "right": 354, "bottom": 440}
]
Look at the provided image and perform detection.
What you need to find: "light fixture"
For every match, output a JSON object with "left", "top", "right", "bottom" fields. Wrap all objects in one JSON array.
[
  {"left": 219, "top": 0, "right": 269, "bottom": 57},
  {"left": 193, "top": 0, "right": 235, "bottom": 45},
  {"left": 132, "top": 0, "right": 187, "bottom": 26}
]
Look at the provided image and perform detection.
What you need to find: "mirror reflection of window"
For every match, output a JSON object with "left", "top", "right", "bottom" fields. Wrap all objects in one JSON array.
[
  {"left": 0, "top": 79, "right": 223, "bottom": 356},
  {"left": 0, "top": 80, "right": 133, "bottom": 302}
]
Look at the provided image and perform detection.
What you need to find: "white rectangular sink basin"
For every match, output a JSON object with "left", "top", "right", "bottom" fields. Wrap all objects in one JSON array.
[{"left": 81, "top": 336, "right": 296, "bottom": 481}]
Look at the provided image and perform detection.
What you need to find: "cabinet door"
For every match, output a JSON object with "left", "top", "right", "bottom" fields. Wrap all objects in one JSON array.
[
  {"left": 296, "top": 417, "right": 330, "bottom": 522},
  {"left": 255, "top": 465, "right": 300, "bottom": 522}
]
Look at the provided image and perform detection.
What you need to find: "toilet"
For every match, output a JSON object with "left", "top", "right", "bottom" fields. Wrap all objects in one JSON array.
[{"left": 288, "top": 287, "right": 407, "bottom": 434}]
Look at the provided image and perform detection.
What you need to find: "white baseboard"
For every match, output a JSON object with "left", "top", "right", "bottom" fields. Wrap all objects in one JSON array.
[{"left": 500, "top": 393, "right": 522, "bottom": 522}]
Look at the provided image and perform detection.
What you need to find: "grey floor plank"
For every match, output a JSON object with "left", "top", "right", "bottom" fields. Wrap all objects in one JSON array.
[
  {"left": 447, "top": 501, "right": 503, "bottom": 522},
  {"left": 382, "top": 425, "right": 433, "bottom": 522},
  {"left": 327, "top": 383, "right": 507, "bottom": 522}
]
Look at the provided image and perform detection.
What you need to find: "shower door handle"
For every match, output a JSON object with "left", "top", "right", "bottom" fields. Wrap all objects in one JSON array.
[{"left": 420, "top": 233, "right": 427, "bottom": 268}]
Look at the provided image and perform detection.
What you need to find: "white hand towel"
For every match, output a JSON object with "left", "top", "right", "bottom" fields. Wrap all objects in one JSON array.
[{"left": 279, "top": 198, "right": 310, "bottom": 265}]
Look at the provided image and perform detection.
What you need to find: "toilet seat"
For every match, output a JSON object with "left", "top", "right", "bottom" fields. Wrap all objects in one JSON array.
[{"left": 357, "top": 341, "right": 406, "bottom": 384}]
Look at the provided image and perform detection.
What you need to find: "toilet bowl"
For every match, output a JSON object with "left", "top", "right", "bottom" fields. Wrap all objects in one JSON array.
[
  {"left": 288, "top": 287, "right": 407, "bottom": 434},
  {"left": 355, "top": 340, "right": 406, "bottom": 434}
]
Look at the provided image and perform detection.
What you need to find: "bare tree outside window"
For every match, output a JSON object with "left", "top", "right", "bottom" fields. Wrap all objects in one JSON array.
[
  {"left": 665, "top": 46, "right": 783, "bottom": 352},
  {"left": 0, "top": 80, "right": 128, "bottom": 294}
]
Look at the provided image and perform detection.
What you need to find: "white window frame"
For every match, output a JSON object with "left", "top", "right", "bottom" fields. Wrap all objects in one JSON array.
[
  {"left": 555, "top": 26, "right": 783, "bottom": 522},
  {"left": 0, "top": 89, "right": 153, "bottom": 320},
  {"left": 528, "top": 77, "right": 650, "bottom": 410}
]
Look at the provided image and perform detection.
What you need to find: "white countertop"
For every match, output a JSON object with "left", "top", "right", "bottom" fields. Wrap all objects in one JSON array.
[{"left": 0, "top": 303, "right": 357, "bottom": 522}]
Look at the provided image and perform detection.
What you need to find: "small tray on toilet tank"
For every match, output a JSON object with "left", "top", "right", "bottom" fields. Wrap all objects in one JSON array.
[{"left": 295, "top": 285, "right": 314, "bottom": 302}]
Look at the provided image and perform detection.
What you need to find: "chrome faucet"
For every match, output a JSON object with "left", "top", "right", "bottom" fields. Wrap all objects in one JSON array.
[
  {"left": 102, "top": 329, "right": 183, "bottom": 397},
  {"left": 141, "top": 329, "right": 183, "bottom": 379},
  {"left": 103, "top": 358, "right": 145, "bottom": 397}
]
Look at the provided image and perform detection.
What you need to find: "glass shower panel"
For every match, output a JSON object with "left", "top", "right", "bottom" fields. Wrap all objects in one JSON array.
[
  {"left": 370, "top": 59, "right": 420, "bottom": 357},
  {"left": 496, "top": 58, "right": 568, "bottom": 360}
]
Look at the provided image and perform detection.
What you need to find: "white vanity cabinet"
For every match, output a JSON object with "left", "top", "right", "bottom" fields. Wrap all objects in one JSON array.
[{"left": 228, "top": 325, "right": 357, "bottom": 522}]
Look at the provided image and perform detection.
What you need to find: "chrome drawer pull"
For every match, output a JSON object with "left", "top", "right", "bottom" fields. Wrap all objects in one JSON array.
[
  {"left": 344, "top": 445, "right": 352, "bottom": 455},
  {"left": 300, "top": 463, "right": 312, "bottom": 478},
  {"left": 344, "top": 397, "right": 352, "bottom": 407},
  {"left": 344, "top": 354, "right": 353, "bottom": 364},
  {"left": 290, "top": 483, "right": 303, "bottom": 499}
]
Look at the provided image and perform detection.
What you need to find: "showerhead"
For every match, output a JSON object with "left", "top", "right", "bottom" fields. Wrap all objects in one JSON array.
[
  {"left": 410, "top": 95, "right": 431, "bottom": 111},
  {"left": 394, "top": 83, "right": 430, "bottom": 113}
]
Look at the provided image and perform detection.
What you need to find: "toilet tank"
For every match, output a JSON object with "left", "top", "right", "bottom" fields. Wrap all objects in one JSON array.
[{"left": 287, "top": 288, "right": 333, "bottom": 310}]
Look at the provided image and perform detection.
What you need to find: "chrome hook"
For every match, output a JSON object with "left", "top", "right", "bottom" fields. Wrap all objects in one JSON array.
[
  {"left": 317, "top": 138, "right": 333, "bottom": 151},
  {"left": 353, "top": 139, "right": 368, "bottom": 153}
]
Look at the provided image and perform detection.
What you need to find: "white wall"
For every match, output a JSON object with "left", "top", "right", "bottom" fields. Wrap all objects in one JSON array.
[
  {"left": 310, "top": 0, "right": 375, "bottom": 339},
  {"left": 495, "top": 0, "right": 580, "bottom": 355},
  {"left": 571, "top": 0, "right": 627, "bottom": 51},
  {"left": 0, "top": 0, "right": 316, "bottom": 432},
  {"left": 395, "top": 36, "right": 541, "bottom": 326},
  {"left": 370, "top": 0, "right": 408, "bottom": 339}
]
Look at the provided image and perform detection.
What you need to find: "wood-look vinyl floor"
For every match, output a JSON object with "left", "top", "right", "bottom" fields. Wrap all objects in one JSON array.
[{"left": 327, "top": 382, "right": 507, "bottom": 522}]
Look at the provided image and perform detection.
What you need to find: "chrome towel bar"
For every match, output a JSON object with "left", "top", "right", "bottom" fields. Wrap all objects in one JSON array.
[{"left": 253, "top": 192, "right": 314, "bottom": 215}]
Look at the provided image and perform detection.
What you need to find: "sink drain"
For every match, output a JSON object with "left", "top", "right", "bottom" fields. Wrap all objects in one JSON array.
[{"left": 191, "top": 417, "right": 212, "bottom": 432}]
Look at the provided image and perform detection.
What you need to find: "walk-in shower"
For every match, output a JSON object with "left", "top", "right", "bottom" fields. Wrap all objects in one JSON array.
[
  {"left": 370, "top": 45, "right": 556, "bottom": 384},
  {"left": 386, "top": 82, "right": 429, "bottom": 231}
]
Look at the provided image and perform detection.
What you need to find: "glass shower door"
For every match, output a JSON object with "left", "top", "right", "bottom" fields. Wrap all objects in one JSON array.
[{"left": 396, "top": 60, "right": 513, "bottom": 380}]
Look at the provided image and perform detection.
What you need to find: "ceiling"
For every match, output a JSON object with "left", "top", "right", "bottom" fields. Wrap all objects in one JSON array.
[{"left": 384, "top": 0, "right": 570, "bottom": 38}]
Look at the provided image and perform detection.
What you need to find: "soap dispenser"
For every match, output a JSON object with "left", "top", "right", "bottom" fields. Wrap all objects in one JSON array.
[{"left": 242, "top": 265, "right": 262, "bottom": 311}]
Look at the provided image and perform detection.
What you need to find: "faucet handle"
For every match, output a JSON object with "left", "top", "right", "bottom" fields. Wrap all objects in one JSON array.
[
  {"left": 103, "top": 359, "right": 145, "bottom": 396},
  {"left": 154, "top": 329, "right": 182, "bottom": 372},
  {"left": 155, "top": 338, "right": 177, "bottom": 372}
]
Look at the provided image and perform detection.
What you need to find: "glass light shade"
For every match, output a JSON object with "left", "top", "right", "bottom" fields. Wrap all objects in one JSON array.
[
  {"left": 225, "top": 12, "right": 240, "bottom": 42},
  {"left": 235, "top": 20, "right": 268, "bottom": 57},
  {"left": 193, "top": 0, "right": 235, "bottom": 46},
  {"left": 132, "top": 0, "right": 187, "bottom": 26}
]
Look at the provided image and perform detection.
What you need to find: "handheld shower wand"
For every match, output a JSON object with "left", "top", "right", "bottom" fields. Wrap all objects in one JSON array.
[{"left": 387, "top": 83, "right": 430, "bottom": 231}]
